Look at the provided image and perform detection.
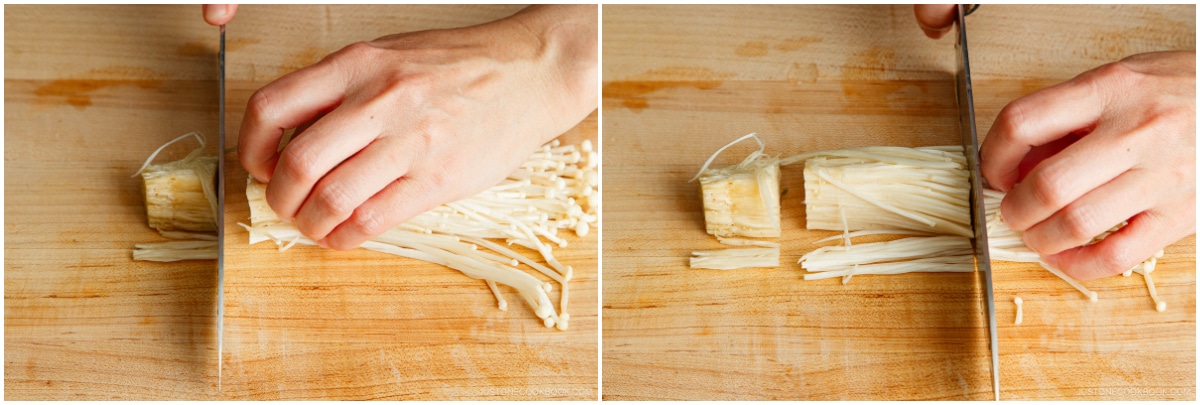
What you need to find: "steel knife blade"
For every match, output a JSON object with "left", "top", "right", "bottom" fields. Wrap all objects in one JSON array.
[
  {"left": 953, "top": 4, "right": 999, "bottom": 400},
  {"left": 216, "top": 23, "right": 226, "bottom": 391}
]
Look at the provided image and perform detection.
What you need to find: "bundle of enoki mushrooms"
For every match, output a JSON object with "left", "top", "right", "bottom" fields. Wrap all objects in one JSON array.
[
  {"left": 792, "top": 145, "right": 978, "bottom": 281},
  {"left": 241, "top": 139, "right": 598, "bottom": 330},
  {"left": 793, "top": 145, "right": 1165, "bottom": 310},
  {"left": 689, "top": 133, "right": 1170, "bottom": 311},
  {"left": 132, "top": 132, "right": 219, "bottom": 262}
]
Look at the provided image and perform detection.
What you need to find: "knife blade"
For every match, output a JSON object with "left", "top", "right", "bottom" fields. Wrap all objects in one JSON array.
[
  {"left": 216, "top": 23, "right": 226, "bottom": 391},
  {"left": 953, "top": 4, "right": 999, "bottom": 400}
]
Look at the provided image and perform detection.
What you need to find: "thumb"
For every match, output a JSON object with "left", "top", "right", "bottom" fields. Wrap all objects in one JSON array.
[
  {"left": 913, "top": 4, "right": 957, "bottom": 39},
  {"left": 203, "top": 4, "right": 238, "bottom": 26}
]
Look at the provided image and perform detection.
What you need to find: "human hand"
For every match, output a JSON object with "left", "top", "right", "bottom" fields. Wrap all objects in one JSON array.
[
  {"left": 913, "top": 4, "right": 956, "bottom": 39},
  {"left": 982, "top": 51, "right": 1196, "bottom": 281},
  {"left": 203, "top": 4, "right": 237, "bottom": 26},
  {"left": 238, "top": 5, "right": 598, "bottom": 250}
]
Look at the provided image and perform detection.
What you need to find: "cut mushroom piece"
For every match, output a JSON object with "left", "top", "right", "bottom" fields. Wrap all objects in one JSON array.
[{"left": 693, "top": 133, "right": 782, "bottom": 238}]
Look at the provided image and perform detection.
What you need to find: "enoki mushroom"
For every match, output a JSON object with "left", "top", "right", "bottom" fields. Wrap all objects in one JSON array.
[
  {"left": 689, "top": 136, "right": 1172, "bottom": 312},
  {"left": 790, "top": 146, "right": 977, "bottom": 284},
  {"left": 240, "top": 140, "right": 598, "bottom": 330},
  {"left": 690, "top": 237, "right": 781, "bottom": 270},
  {"left": 132, "top": 132, "right": 219, "bottom": 262}
]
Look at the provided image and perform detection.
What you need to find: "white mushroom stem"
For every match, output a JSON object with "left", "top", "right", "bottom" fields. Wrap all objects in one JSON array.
[
  {"left": 802, "top": 256, "right": 975, "bottom": 281},
  {"left": 800, "top": 235, "right": 973, "bottom": 270},
  {"left": 1144, "top": 271, "right": 1166, "bottom": 313},
  {"left": 791, "top": 146, "right": 973, "bottom": 239},
  {"left": 690, "top": 247, "right": 781, "bottom": 270},
  {"left": 486, "top": 280, "right": 508, "bottom": 311},
  {"left": 1133, "top": 257, "right": 1167, "bottom": 312},
  {"left": 1034, "top": 259, "right": 1099, "bottom": 302},
  {"left": 133, "top": 240, "right": 218, "bottom": 262},
  {"left": 691, "top": 236, "right": 781, "bottom": 270},
  {"left": 812, "top": 229, "right": 938, "bottom": 244},
  {"left": 1014, "top": 297, "right": 1024, "bottom": 325}
]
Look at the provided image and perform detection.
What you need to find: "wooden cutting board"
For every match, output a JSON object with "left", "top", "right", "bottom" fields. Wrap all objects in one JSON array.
[
  {"left": 601, "top": 4, "right": 1195, "bottom": 400},
  {"left": 5, "top": 5, "right": 597, "bottom": 400}
]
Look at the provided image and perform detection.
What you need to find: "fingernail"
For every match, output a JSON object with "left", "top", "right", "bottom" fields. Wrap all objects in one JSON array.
[
  {"left": 993, "top": 167, "right": 1019, "bottom": 192},
  {"left": 205, "top": 5, "right": 228, "bottom": 22}
]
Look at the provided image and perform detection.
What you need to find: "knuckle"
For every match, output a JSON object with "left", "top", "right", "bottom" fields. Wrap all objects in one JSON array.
[
  {"left": 326, "top": 41, "right": 375, "bottom": 67},
  {"left": 340, "top": 41, "right": 377, "bottom": 59},
  {"left": 1094, "top": 246, "right": 1135, "bottom": 276},
  {"left": 995, "top": 101, "right": 1033, "bottom": 143},
  {"left": 993, "top": 100, "right": 1041, "bottom": 147},
  {"left": 1028, "top": 167, "right": 1070, "bottom": 208},
  {"left": 1082, "top": 61, "right": 1140, "bottom": 102},
  {"left": 278, "top": 144, "right": 321, "bottom": 183},
  {"left": 414, "top": 159, "right": 464, "bottom": 205},
  {"left": 320, "top": 42, "right": 377, "bottom": 81},
  {"left": 1059, "top": 204, "right": 1103, "bottom": 244},
  {"left": 422, "top": 162, "right": 454, "bottom": 192},
  {"left": 1164, "top": 158, "right": 1192, "bottom": 189},
  {"left": 1140, "top": 107, "right": 1192, "bottom": 141},
  {"left": 315, "top": 182, "right": 358, "bottom": 216},
  {"left": 379, "top": 71, "right": 436, "bottom": 105},
  {"left": 350, "top": 206, "right": 390, "bottom": 238},
  {"left": 1097, "top": 60, "right": 1139, "bottom": 86},
  {"left": 246, "top": 87, "right": 275, "bottom": 121}
]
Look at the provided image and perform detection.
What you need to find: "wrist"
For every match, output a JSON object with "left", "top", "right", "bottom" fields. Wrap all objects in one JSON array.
[{"left": 502, "top": 5, "right": 598, "bottom": 135}]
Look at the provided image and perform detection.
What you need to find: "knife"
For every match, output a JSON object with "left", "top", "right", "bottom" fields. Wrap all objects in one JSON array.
[
  {"left": 953, "top": 4, "right": 998, "bottom": 400},
  {"left": 216, "top": 23, "right": 227, "bottom": 391}
]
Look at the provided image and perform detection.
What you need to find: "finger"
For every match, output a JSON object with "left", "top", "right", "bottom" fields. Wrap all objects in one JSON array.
[
  {"left": 319, "top": 176, "right": 445, "bottom": 250},
  {"left": 1020, "top": 169, "right": 1155, "bottom": 255},
  {"left": 266, "top": 105, "right": 382, "bottom": 222},
  {"left": 980, "top": 76, "right": 1108, "bottom": 191},
  {"left": 999, "top": 124, "right": 1137, "bottom": 231},
  {"left": 913, "top": 5, "right": 956, "bottom": 39},
  {"left": 247, "top": 120, "right": 317, "bottom": 182},
  {"left": 280, "top": 113, "right": 322, "bottom": 148},
  {"left": 238, "top": 60, "right": 346, "bottom": 182},
  {"left": 293, "top": 137, "right": 414, "bottom": 241},
  {"left": 203, "top": 4, "right": 238, "bottom": 26},
  {"left": 291, "top": 112, "right": 324, "bottom": 142},
  {"left": 1045, "top": 198, "right": 1194, "bottom": 281},
  {"left": 1014, "top": 128, "right": 1090, "bottom": 185}
]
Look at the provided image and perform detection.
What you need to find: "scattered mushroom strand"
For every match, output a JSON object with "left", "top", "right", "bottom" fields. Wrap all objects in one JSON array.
[
  {"left": 240, "top": 139, "right": 598, "bottom": 330},
  {"left": 1014, "top": 297, "right": 1024, "bottom": 325}
]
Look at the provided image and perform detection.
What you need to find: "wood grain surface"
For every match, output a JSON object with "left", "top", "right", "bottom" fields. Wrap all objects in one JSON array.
[
  {"left": 601, "top": 4, "right": 1195, "bottom": 400},
  {"left": 6, "top": 4, "right": 598, "bottom": 400}
]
